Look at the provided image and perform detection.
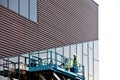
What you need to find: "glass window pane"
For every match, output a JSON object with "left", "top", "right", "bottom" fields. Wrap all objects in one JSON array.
[
  {"left": 83, "top": 42, "right": 87, "bottom": 55},
  {"left": 9, "top": 57, "right": 18, "bottom": 70},
  {"left": 94, "top": 61, "right": 99, "bottom": 80},
  {"left": 30, "top": 0, "right": 37, "bottom": 22},
  {"left": 64, "top": 46, "right": 69, "bottom": 58},
  {"left": 20, "top": 0, "right": 28, "bottom": 18},
  {"left": 83, "top": 55, "right": 88, "bottom": 80},
  {"left": 48, "top": 48, "right": 55, "bottom": 64},
  {"left": 89, "top": 76, "right": 93, "bottom": 80},
  {"left": 56, "top": 47, "right": 63, "bottom": 65},
  {"left": 56, "top": 47, "right": 63, "bottom": 54},
  {"left": 0, "top": 0, "right": 8, "bottom": 8},
  {"left": 9, "top": 0, "right": 18, "bottom": 13},
  {"left": 77, "top": 43, "right": 82, "bottom": 64},
  {"left": 39, "top": 50, "right": 47, "bottom": 59},
  {"left": 94, "top": 41, "right": 99, "bottom": 60},
  {"left": 71, "top": 44, "right": 77, "bottom": 59},
  {"left": 89, "top": 41, "right": 93, "bottom": 49},
  {"left": 89, "top": 49, "right": 93, "bottom": 75},
  {"left": 0, "top": 59, "right": 3, "bottom": 71}
]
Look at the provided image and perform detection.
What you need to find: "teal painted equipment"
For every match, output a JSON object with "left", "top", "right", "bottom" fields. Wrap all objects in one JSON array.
[{"left": 28, "top": 51, "right": 85, "bottom": 80}]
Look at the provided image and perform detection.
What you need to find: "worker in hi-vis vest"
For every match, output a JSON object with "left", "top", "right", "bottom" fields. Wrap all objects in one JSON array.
[
  {"left": 64, "top": 58, "right": 70, "bottom": 70},
  {"left": 72, "top": 54, "right": 78, "bottom": 73}
]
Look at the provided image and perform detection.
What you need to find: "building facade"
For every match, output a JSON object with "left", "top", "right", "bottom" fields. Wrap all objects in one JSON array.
[{"left": 0, "top": 0, "right": 98, "bottom": 80}]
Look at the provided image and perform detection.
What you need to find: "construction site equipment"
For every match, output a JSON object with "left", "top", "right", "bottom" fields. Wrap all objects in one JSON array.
[{"left": 0, "top": 51, "right": 85, "bottom": 80}]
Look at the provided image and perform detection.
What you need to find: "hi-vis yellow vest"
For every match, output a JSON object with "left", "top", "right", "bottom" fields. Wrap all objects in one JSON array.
[
  {"left": 65, "top": 60, "right": 70, "bottom": 69},
  {"left": 73, "top": 58, "right": 78, "bottom": 67}
]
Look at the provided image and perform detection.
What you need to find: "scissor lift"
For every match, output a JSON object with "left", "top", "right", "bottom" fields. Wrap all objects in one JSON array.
[
  {"left": 28, "top": 51, "right": 85, "bottom": 80},
  {"left": 0, "top": 51, "right": 85, "bottom": 80}
]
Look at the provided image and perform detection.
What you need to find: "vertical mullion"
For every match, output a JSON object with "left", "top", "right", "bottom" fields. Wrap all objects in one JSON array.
[
  {"left": 28, "top": 0, "right": 30, "bottom": 19},
  {"left": 55, "top": 48, "right": 57, "bottom": 65},
  {"left": 76, "top": 44, "right": 77, "bottom": 54},
  {"left": 18, "top": 0, "right": 20, "bottom": 13},
  {"left": 93, "top": 41, "right": 95, "bottom": 80},
  {"left": 87, "top": 42, "right": 89, "bottom": 80},
  {"left": 18, "top": 55, "right": 20, "bottom": 80},
  {"left": 69, "top": 45, "right": 71, "bottom": 64},
  {"left": 62, "top": 47, "right": 64, "bottom": 63},
  {"left": 82, "top": 43, "right": 83, "bottom": 65},
  {"left": 7, "top": 0, "right": 9, "bottom": 8},
  {"left": 7, "top": 57, "right": 9, "bottom": 80},
  {"left": 62, "top": 47, "right": 64, "bottom": 56},
  {"left": 37, "top": 0, "right": 38, "bottom": 22}
]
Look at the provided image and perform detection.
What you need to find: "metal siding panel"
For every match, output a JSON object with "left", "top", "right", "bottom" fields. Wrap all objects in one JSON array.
[{"left": 0, "top": 0, "right": 98, "bottom": 58}]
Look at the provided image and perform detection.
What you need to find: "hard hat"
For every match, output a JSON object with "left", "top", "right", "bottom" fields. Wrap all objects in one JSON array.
[{"left": 73, "top": 53, "right": 77, "bottom": 56}]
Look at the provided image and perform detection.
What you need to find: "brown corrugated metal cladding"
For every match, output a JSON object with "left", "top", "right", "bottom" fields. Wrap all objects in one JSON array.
[{"left": 0, "top": 0, "right": 98, "bottom": 58}]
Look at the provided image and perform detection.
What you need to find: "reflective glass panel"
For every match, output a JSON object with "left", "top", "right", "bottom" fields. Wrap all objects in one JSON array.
[
  {"left": 9, "top": 0, "right": 18, "bottom": 13},
  {"left": 94, "top": 61, "right": 99, "bottom": 80},
  {"left": 83, "top": 42, "right": 87, "bottom": 55},
  {"left": 89, "top": 76, "right": 93, "bottom": 80},
  {"left": 20, "top": 0, "right": 28, "bottom": 18},
  {"left": 77, "top": 43, "right": 82, "bottom": 64},
  {"left": 94, "top": 41, "right": 99, "bottom": 60},
  {"left": 30, "top": 0, "right": 37, "bottom": 22},
  {"left": 89, "top": 41, "right": 93, "bottom": 49},
  {"left": 83, "top": 55, "right": 88, "bottom": 80},
  {"left": 89, "top": 49, "right": 93, "bottom": 75},
  {"left": 56, "top": 47, "right": 63, "bottom": 65},
  {"left": 0, "top": 0, "right": 8, "bottom": 7},
  {"left": 71, "top": 44, "right": 77, "bottom": 59},
  {"left": 64, "top": 46, "right": 69, "bottom": 58},
  {"left": 48, "top": 49, "right": 55, "bottom": 64}
]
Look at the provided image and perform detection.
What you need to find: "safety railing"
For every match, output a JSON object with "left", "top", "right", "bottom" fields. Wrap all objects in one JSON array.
[{"left": 28, "top": 51, "right": 84, "bottom": 77}]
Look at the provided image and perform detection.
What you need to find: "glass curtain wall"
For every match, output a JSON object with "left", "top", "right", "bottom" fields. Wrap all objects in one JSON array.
[
  {"left": 0, "top": 0, "right": 37, "bottom": 22},
  {"left": 50, "top": 40, "right": 99, "bottom": 80},
  {"left": 0, "top": 40, "right": 99, "bottom": 80}
]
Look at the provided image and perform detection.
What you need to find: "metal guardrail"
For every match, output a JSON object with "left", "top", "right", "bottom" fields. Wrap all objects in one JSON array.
[{"left": 28, "top": 51, "right": 85, "bottom": 78}]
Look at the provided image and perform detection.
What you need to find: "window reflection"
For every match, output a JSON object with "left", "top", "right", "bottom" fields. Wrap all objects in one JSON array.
[
  {"left": 89, "top": 49, "right": 93, "bottom": 75},
  {"left": 20, "top": 0, "right": 28, "bottom": 18},
  {"left": 71, "top": 44, "right": 76, "bottom": 59},
  {"left": 83, "top": 42, "right": 87, "bottom": 55},
  {"left": 0, "top": 0, "right": 37, "bottom": 22},
  {"left": 89, "top": 76, "right": 93, "bottom": 80},
  {"left": 0, "top": 40, "right": 99, "bottom": 80},
  {"left": 94, "top": 41, "right": 99, "bottom": 60},
  {"left": 77, "top": 44, "right": 82, "bottom": 64},
  {"left": 0, "top": 0, "right": 8, "bottom": 8},
  {"left": 94, "top": 61, "right": 99, "bottom": 80},
  {"left": 9, "top": 0, "right": 18, "bottom": 13},
  {"left": 83, "top": 55, "right": 88, "bottom": 80},
  {"left": 89, "top": 41, "right": 93, "bottom": 49},
  {"left": 64, "top": 46, "right": 69, "bottom": 58},
  {"left": 30, "top": 0, "right": 37, "bottom": 22}
]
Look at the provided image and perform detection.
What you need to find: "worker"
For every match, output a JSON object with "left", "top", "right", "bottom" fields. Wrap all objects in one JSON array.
[
  {"left": 72, "top": 54, "right": 78, "bottom": 73},
  {"left": 59, "top": 58, "right": 70, "bottom": 70},
  {"left": 64, "top": 58, "right": 70, "bottom": 70}
]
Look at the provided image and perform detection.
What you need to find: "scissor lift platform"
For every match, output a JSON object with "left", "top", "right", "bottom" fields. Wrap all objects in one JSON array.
[
  {"left": 0, "top": 51, "right": 85, "bottom": 80},
  {"left": 28, "top": 51, "right": 85, "bottom": 80}
]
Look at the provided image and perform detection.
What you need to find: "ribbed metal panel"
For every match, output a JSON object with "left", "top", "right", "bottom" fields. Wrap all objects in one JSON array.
[
  {"left": 0, "top": 0, "right": 98, "bottom": 58},
  {"left": 37, "top": 0, "right": 98, "bottom": 46},
  {"left": 0, "top": 6, "right": 38, "bottom": 58}
]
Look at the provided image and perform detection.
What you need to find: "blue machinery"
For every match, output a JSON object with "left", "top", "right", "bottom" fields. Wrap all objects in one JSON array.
[
  {"left": 0, "top": 51, "right": 85, "bottom": 80},
  {"left": 28, "top": 51, "right": 85, "bottom": 80}
]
